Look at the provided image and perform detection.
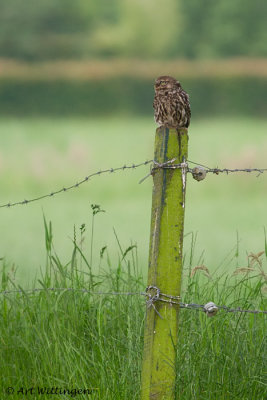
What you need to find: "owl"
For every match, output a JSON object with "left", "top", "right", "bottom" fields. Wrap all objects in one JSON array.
[{"left": 153, "top": 76, "right": 191, "bottom": 129}]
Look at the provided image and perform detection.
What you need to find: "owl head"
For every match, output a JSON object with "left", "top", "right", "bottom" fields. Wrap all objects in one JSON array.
[{"left": 154, "top": 76, "right": 181, "bottom": 91}]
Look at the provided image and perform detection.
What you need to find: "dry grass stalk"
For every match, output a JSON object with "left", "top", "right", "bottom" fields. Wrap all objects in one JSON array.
[
  {"left": 233, "top": 267, "right": 256, "bottom": 276},
  {"left": 190, "top": 265, "right": 211, "bottom": 278},
  {"left": 248, "top": 251, "right": 265, "bottom": 266}
]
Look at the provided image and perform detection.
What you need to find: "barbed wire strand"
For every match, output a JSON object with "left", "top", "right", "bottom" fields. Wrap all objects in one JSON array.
[
  {"left": 187, "top": 159, "right": 267, "bottom": 176},
  {"left": 0, "top": 160, "right": 153, "bottom": 209},
  {"left": 139, "top": 158, "right": 267, "bottom": 183},
  {"left": 0, "top": 286, "right": 266, "bottom": 316},
  {"left": 1, "top": 158, "right": 267, "bottom": 209},
  {"left": 151, "top": 159, "right": 267, "bottom": 176}
]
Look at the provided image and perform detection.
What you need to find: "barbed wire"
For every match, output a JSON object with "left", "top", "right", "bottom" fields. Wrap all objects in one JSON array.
[
  {"left": 139, "top": 159, "right": 267, "bottom": 183},
  {"left": 1, "top": 158, "right": 267, "bottom": 209},
  {"left": 0, "top": 160, "right": 152, "bottom": 209},
  {"left": 187, "top": 159, "right": 267, "bottom": 177},
  {"left": 145, "top": 159, "right": 267, "bottom": 176},
  {"left": 0, "top": 286, "right": 266, "bottom": 316}
]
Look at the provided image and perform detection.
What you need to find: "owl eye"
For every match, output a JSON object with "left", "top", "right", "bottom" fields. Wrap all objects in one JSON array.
[{"left": 160, "top": 81, "right": 166, "bottom": 86}]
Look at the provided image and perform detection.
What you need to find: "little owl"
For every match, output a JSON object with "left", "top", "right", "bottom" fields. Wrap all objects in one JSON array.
[{"left": 153, "top": 76, "right": 191, "bottom": 129}]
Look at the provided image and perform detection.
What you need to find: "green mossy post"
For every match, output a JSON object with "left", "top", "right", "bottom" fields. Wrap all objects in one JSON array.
[{"left": 141, "top": 127, "right": 188, "bottom": 400}]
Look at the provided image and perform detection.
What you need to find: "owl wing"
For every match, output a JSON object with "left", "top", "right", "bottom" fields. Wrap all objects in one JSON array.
[{"left": 179, "top": 90, "right": 191, "bottom": 127}]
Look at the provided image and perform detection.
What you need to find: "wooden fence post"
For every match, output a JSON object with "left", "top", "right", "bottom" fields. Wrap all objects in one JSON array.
[{"left": 141, "top": 126, "right": 188, "bottom": 399}]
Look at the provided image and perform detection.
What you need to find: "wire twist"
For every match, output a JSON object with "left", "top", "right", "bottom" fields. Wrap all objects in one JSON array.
[
  {"left": 1, "top": 286, "right": 265, "bottom": 316},
  {"left": 1, "top": 158, "right": 267, "bottom": 209}
]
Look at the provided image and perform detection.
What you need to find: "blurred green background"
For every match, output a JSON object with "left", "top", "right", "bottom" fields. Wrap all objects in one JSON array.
[
  {"left": 1, "top": 0, "right": 266, "bottom": 60},
  {"left": 0, "top": 0, "right": 267, "bottom": 282}
]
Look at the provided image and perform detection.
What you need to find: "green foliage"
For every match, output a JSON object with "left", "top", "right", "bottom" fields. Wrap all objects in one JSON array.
[
  {"left": 0, "top": 0, "right": 94, "bottom": 60},
  {"left": 178, "top": 0, "right": 267, "bottom": 58},
  {"left": 0, "top": 217, "right": 266, "bottom": 399},
  {"left": 0, "top": 77, "right": 266, "bottom": 116},
  {"left": 0, "top": 0, "right": 266, "bottom": 60}
]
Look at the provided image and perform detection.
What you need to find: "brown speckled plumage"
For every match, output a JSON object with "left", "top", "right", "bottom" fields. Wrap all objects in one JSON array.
[{"left": 153, "top": 75, "right": 191, "bottom": 129}]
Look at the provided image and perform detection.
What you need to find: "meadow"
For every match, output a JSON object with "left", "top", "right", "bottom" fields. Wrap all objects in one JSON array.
[
  {"left": 0, "top": 213, "right": 266, "bottom": 399},
  {"left": 0, "top": 116, "right": 267, "bottom": 281},
  {"left": 0, "top": 116, "right": 266, "bottom": 399}
]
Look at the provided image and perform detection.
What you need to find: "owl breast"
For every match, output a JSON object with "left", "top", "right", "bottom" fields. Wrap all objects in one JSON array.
[{"left": 153, "top": 88, "right": 191, "bottom": 129}]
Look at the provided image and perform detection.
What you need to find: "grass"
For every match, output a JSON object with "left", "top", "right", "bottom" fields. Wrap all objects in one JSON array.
[
  {"left": 1, "top": 116, "right": 267, "bottom": 282},
  {"left": 0, "top": 214, "right": 266, "bottom": 399},
  {"left": 0, "top": 115, "right": 266, "bottom": 398}
]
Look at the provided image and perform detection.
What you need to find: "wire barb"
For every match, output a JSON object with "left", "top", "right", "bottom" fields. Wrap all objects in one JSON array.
[
  {"left": 187, "top": 159, "right": 267, "bottom": 177},
  {"left": 1, "top": 158, "right": 267, "bottom": 209},
  {"left": 0, "top": 160, "right": 153, "bottom": 209}
]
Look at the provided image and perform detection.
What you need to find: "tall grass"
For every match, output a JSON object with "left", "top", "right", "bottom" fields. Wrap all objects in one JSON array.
[{"left": 0, "top": 211, "right": 266, "bottom": 399}]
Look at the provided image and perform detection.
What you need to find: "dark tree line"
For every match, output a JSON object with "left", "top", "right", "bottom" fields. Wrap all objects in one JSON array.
[{"left": 0, "top": 0, "right": 266, "bottom": 60}]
